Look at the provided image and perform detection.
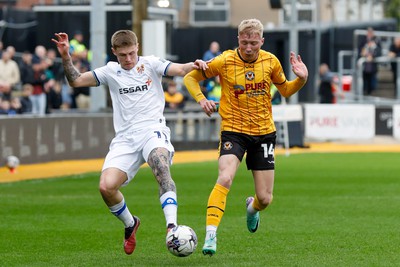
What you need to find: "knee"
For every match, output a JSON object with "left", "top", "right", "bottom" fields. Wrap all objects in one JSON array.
[
  {"left": 99, "top": 175, "right": 117, "bottom": 199},
  {"left": 99, "top": 179, "right": 110, "bottom": 198},
  {"left": 257, "top": 193, "right": 273, "bottom": 208},
  {"left": 217, "top": 173, "right": 234, "bottom": 188}
]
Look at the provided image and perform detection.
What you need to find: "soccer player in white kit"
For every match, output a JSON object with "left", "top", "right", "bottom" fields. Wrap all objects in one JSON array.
[{"left": 52, "top": 30, "right": 208, "bottom": 255}]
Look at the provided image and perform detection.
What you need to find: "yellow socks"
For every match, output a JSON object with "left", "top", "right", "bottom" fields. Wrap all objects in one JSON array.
[{"left": 206, "top": 184, "right": 229, "bottom": 227}]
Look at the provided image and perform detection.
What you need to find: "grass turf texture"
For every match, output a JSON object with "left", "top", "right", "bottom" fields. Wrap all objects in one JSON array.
[{"left": 1, "top": 152, "right": 400, "bottom": 266}]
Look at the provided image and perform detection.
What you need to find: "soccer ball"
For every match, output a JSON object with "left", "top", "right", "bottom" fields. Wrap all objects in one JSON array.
[
  {"left": 6, "top": 155, "right": 20, "bottom": 169},
  {"left": 166, "top": 225, "right": 197, "bottom": 257}
]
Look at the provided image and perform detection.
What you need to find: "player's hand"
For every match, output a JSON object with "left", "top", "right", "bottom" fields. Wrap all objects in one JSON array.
[
  {"left": 193, "top": 59, "right": 209, "bottom": 70},
  {"left": 290, "top": 51, "right": 308, "bottom": 81},
  {"left": 51, "top": 32, "right": 71, "bottom": 59},
  {"left": 199, "top": 99, "right": 218, "bottom": 117}
]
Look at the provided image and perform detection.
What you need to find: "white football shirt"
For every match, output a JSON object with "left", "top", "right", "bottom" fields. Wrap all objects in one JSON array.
[{"left": 93, "top": 56, "right": 171, "bottom": 135}]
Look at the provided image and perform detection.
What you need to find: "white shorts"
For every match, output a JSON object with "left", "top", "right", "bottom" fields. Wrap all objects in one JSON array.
[{"left": 102, "top": 125, "right": 175, "bottom": 186}]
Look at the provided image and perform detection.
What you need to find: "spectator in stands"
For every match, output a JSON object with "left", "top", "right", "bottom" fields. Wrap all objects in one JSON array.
[
  {"left": 47, "top": 48, "right": 64, "bottom": 81},
  {"left": 318, "top": 63, "right": 337, "bottom": 103},
  {"left": 0, "top": 49, "right": 21, "bottom": 100},
  {"left": 47, "top": 79, "right": 63, "bottom": 111},
  {"left": 358, "top": 27, "right": 382, "bottom": 95},
  {"left": 0, "top": 98, "right": 8, "bottom": 115},
  {"left": 388, "top": 36, "right": 400, "bottom": 91},
  {"left": 67, "top": 32, "right": 92, "bottom": 109},
  {"left": 203, "top": 41, "right": 221, "bottom": 62},
  {"left": 71, "top": 59, "right": 90, "bottom": 109},
  {"left": 6, "top": 46, "right": 17, "bottom": 62},
  {"left": 19, "top": 83, "right": 33, "bottom": 114},
  {"left": 19, "top": 51, "right": 36, "bottom": 86},
  {"left": 70, "top": 31, "right": 90, "bottom": 63},
  {"left": 31, "top": 45, "right": 52, "bottom": 115},
  {"left": 0, "top": 98, "right": 16, "bottom": 115},
  {"left": 10, "top": 96, "right": 22, "bottom": 114},
  {"left": 202, "top": 41, "right": 222, "bottom": 98},
  {"left": 164, "top": 80, "right": 185, "bottom": 110},
  {"left": 206, "top": 75, "right": 221, "bottom": 102},
  {"left": 60, "top": 77, "right": 73, "bottom": 109}
]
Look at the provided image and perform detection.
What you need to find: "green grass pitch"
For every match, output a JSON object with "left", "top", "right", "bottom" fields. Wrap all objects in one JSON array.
[{"left": 1, "top": 152, "right": 400, "bottom": 266}]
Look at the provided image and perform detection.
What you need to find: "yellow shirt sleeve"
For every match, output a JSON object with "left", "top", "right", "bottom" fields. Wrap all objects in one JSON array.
[
  {"left": 183, "top": 69, "right": 207, "bottom": 103},
  {"left": 275, "top": 77, "right": 307, "bottom": 97}
]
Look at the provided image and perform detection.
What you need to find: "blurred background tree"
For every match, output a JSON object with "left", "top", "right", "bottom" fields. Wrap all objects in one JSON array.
[{"left": 384, "top": 0, "right": 400, "bottom": 30}]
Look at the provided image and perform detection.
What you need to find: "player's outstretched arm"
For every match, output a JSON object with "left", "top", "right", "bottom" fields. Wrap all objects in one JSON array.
[
  {"left": 167, "top": 59, "right": 208, "bottom": 77},
  {"left": 183, "top": 70, "right": 218, "bottom": 117},
  {"left": 276, "top": 51, "right": 308, "bottom": 98},
  {"left": 51, "top": 32, "right": 96, "bottom": 88},
  {"left": 290, "top": 51, "right": 308, "bottom": 81}
]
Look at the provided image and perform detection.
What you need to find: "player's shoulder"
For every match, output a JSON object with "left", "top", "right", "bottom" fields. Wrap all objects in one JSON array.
[
  {"left": 138, "top": 55, "right": 156, "bottom": 62},
  {"left": 139, "top": 55, "right": 171, "bottom": 67},
  {"left": 259, "top": 50, "right": 281, "bottom": 65},
  {"left": 104, "top": 61, "right": 120, "bottom": 70},
  {"left": 139, "top": 55, "right": 167, "bottom": 62},
  {"left": 207, "top": 49, "right": 235, "bottom": 65},
  {"left": 221, "top": 49, "right": 237, "bottom": 58},
  {"left": 94, "top": 61, "right": 119, "bottom": 76},
  {"left": 259, "top": 50, "right": 277, "bottom": 59}
]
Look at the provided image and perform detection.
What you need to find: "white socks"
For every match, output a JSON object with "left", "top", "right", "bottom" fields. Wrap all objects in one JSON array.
[
  {"left": 160, "top": 191, "right": 178, "bottom": 227},
  {"left": 109, "top": 198, "right": 134, "bottom": 228}
]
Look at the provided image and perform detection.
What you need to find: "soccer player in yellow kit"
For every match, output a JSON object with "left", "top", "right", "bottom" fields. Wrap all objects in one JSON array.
[{"left": 184, "top": 18, "right": 308, "bottom": 256}]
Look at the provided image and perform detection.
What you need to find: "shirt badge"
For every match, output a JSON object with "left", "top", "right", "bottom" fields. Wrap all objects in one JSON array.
[
  {"left": 245, "top": 71, "right": 255, "bottom": 81},
  {"left": 136, "top": 64, "right": 145, "bottom": 74}
]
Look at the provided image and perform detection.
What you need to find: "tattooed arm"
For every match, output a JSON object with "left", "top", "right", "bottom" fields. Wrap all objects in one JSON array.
[
  {"left": 147, "top": 147, "right": 176, "bottom": 197},
  {"left": 52, "top": 32, "right": 97, "bottom": 88}
]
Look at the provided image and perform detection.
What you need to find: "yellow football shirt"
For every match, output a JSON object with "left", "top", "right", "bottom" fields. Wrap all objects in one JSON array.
[{"left": 202, "top": 49, "right": 287, "bottom": 135}]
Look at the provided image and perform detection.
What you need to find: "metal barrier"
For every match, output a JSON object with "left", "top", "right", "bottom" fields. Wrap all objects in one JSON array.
[
  {"left": 165, "top": 112, "right": 221, "bottom": 142},
  {"left": 337, "top": 51, "right": 400, "bottom": 104},
  {"left": 356, "top": 56, "right": 400, "bottom": 102},
  {"left": 336, "top": 29, "right": 400, "bottom": 104}
]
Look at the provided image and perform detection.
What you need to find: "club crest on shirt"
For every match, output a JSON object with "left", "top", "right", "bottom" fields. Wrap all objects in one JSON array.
[
  {"left": 136, "top": 64, "right": 145, "bottom": 74},
  {"left": 245, "top": 71, "right": 255, "bottom": 81},
  {"left": 223, "top": 141, "right": 233, "bottom": 150}
]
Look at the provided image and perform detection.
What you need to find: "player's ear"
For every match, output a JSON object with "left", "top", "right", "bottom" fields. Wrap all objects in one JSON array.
[{"left": 111, "top": 47, "right": 116, "bottom": 56}]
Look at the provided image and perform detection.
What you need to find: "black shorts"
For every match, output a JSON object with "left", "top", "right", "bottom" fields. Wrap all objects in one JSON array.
[{"left": 219, "top": 131, "right": 276, "bottom": 170}]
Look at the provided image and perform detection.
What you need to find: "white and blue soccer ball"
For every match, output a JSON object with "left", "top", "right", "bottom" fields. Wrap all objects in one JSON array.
[
  {"left": 166, "top": 225, "right": 197, "bottom": 257},
  {"left": 6, "top": 155, "right": 20, "bottom": 169}
]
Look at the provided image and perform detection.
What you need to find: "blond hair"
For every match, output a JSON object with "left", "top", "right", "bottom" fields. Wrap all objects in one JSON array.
[
  {"left": 238, "top": 19, "right": 264, "bottom": 38},
  {"left": 111, "top": 30, "right": 138, "bottom": 49}
]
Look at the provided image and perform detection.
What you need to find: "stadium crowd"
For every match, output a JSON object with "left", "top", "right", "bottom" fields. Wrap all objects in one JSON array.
[
  {"left": 0, "top": 33, "right": 91, "bottom": 116},
  {"left": 1, "top": 28, "right": 400, "bottom": 116}
]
